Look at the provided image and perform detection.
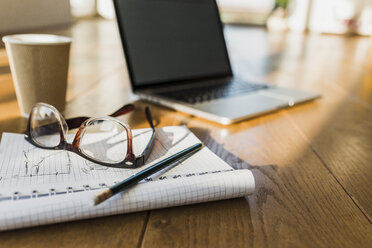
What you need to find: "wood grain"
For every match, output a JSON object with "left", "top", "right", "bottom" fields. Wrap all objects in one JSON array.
[
  {"left": 0, "top": 212, "right": 149, "bottom": 248},
  {"left": 141, "top": 112, "right": 372, "bottom": 248},
  {"left": 227, "top": 26, "right": 372, "bottom": 220},
  {"left": 0, "top": 18, "right": 371, "bottom": 247}
]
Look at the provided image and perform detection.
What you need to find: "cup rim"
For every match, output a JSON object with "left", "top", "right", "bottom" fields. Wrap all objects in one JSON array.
[{"left": 2, "top": 34, "right": 72, "bottom": 45}]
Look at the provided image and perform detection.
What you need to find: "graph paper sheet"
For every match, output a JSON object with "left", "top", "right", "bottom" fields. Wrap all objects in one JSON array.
[{"left": 0, "top": 126, "right": 255, "bottom": 231}]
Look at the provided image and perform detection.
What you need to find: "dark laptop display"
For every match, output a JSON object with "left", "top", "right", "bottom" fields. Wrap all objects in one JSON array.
[{"left": 114, "top": 0, "right": 232, "bottom": 87}]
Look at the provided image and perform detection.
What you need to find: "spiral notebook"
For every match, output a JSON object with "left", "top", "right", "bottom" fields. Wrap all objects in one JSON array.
[{"left": 0, "top": 126, "right": 255, "bottom": 231}]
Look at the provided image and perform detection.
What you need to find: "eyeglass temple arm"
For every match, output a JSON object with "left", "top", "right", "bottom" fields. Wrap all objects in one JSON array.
[
  {"left": 65, "top": 103, "right": 135, "bottom": 129},
  {"left": 135, "top": 107, "right": 156, "bottom": 166},
  {"left": 145, "top": 106, "right": 155, "bottom": 131},
  {"left": 110, "top": 103, "right": 135, "bottom": 117}
]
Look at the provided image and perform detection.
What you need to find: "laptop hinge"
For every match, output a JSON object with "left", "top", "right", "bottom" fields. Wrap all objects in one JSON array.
[{"left": 134, "top": 76, "right": 233, "bottom": 94}]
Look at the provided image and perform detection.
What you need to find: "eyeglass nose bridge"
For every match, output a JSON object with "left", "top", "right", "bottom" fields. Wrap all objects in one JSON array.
[
  {"left": 62, "top": 141, "right": 78, "bottom": 153},
  {"left": 71, "top": 123, "right": 85, "bottom": 148}
]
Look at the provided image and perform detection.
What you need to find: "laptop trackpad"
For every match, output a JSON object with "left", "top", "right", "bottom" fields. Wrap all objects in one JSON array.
[{"left": 193, "top": 94, "right": 288, "bottom": 119}]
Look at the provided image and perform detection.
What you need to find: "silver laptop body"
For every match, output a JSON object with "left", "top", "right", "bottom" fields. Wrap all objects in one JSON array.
[
  {"left": 113, "top": 0, "right": 319, "bottom": 125},
  {"left": 137, "top": 81, "right": 319, "bottom": 125}
]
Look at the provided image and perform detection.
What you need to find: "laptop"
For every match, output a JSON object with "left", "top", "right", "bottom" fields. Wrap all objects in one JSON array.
[{"left": 113, "top": 0, "right": 320, "bottom": 125}]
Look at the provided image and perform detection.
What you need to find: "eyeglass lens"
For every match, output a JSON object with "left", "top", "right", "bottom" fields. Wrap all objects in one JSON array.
[
  {"left": 80, "top": 120, "right": 155, "bottom": 164},
  {"left": 80, "top": 120, "right": 129, "bottom": 164},
  {"left": 30, "top": 105, "right": 62, "bottom": 147}
]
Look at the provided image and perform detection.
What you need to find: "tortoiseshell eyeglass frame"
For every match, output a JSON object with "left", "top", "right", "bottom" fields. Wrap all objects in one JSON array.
[{"left": 24, "top": 102, "right": 156, "bottom": 169}]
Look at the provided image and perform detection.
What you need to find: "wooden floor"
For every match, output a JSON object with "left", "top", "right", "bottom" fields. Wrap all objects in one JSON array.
[{"left": 0, "top": 18, "right": 371, "bottom": 247}]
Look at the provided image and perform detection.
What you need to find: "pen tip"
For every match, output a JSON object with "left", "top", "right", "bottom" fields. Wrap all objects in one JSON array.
[{"left": 92, "top": 189, "right": 113, "bottom": 206}]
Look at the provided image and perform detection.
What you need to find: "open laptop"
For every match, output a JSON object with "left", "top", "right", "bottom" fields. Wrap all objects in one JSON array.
[{"left": 113, "top": 0, "right": 319, "bottom": 125}]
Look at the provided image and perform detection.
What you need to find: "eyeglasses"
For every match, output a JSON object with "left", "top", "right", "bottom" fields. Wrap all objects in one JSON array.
[{"left": 24, "top": 102, "right": 156, "bottom": 168}]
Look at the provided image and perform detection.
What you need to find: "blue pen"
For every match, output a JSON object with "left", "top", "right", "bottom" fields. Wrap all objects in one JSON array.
[{"left": 93, "top": 142, "right": 203, "bottom": 205}]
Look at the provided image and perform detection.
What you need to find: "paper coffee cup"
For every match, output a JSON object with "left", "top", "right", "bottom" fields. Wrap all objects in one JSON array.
[{"left": 2, "top": 34, "right": 72, "bottom": 117}]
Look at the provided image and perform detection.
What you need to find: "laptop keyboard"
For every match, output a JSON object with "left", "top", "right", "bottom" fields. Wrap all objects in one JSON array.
[{"left": 155, "top": 80, "right": 269, "bottom": 104}]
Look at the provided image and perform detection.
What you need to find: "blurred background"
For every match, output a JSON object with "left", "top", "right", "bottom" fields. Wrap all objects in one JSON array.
[{"left": 1, "top": 0, "right": 372, "bottom": 36}]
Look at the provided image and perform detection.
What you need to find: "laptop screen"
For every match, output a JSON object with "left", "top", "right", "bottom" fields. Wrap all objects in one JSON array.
[{"left": 114, "top": 0, "right": 232, "bottom": 87}]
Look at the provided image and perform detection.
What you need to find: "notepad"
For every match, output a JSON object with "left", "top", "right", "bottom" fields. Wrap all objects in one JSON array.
[{"left": 0, "top": 126, "right": 255, "bottom": 231}]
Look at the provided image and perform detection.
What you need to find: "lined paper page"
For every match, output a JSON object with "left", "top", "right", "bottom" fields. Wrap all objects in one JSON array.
[
  {"left": 0, "top": 126, "right": 255, "bottom": 231},
  {"left": 0, "top": 126, "right": 229, "bottom": 188},
  {"left": 0, "top": 169, "right": 254, "bottom": 231}
]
